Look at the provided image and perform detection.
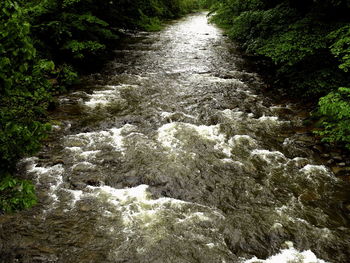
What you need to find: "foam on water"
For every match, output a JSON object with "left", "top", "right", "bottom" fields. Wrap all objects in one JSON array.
[
  {"left": 160, "top": 111, "right": 196, "bottom": 122},
  {"left": 192, "top": 74, "right": 247, "bottom": 85},
  {"left": 219, "top": 110, "right": 288, "bottom": 133},
  {"left": 26, "top": 160, "right": 65, "bottom": 207},
  {"left": 257, "top": 115, "right": 288, "bottom": 129},
  {"left": 300, "top": 165, "right": 329, "bottom": 175},
  {"left": 251, "top": 149, "right": 287, "bottom": 164},
  {"left": 157, "top": 122, "right": 234, "bottom": 157},
  {"left": 89, "top": 184, "right": 150, "bottom": 204},
  {"left": 71, "top": 161, "right": 96, "bottom": 171},
  {"left": 21, "top": 125, "right": 138, "bottom": 208},
  {"left": 83, "top": 183, "right": 228, "bottom": 254},
  {"left": 258, "top": 116, "right": 279, "bottom": 122},
  {"left": 243, "top": 247, "right": 328, "bottom": 263},
  {"left": 85, "top": 87, "right": 118, "bottom": 108},
  {"left": 84, "top": 84, "right": 139, "bottom": 109},
  {"left": 65, "top": 189, "right": 84, "bottom": 207},
  {"left": 64, "top": 125, "right": 131, "bottom": 159},
  {"left": 299, "top": 165, "right": 336, "bottom": 183},
  {"left": 220, "top": 109, "right": 246, "bottom": 119},
  {"left": 84, "top": 85, "right": 132, "bottom": 108},
  {"left": 157, "top": 123, "right": 181, "bottom": 149},
  {"left": 274, "top": 200, "right": 314, "bottom": 227},
  {"left": 229, "top": 135, "right": 258, "bottom": 149},
  {"left": 80, "top": 150, "right": 101, "bottom": 159}
]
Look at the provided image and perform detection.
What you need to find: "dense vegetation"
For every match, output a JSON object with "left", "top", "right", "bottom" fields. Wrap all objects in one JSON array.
[
  {"left": 206, "top": 0, "right": 350, "bottom": 148},
  {"left": 0, "top": 0, "right": 202, "bottom": 212}
]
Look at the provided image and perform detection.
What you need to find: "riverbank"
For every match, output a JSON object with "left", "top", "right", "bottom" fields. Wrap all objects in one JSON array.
[
  {"left": 220, "top": 30, "right": 350, "bottom": 183},
  {"left": 206, "top": 0, "right": 350, "bottom": 158},
  {"left": 255, "top": 66, "right": 350, "bottom": 183}
]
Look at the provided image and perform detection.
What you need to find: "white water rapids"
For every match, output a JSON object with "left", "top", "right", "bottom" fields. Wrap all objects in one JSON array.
[{"left": 1, "top": 13, "right": 349, "bottom": 263}]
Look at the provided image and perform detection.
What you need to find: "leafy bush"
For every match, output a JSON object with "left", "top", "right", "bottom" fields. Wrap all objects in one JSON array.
[
  {"left": 256, "top": 18, "right": 328, "bottom": 66},
  {"left": 0, "top": 0, "right": 53, "bottom": 171},
  {"left": 138, "top": 10, "right": 163, "bottom": 31},
  {"left": 317, "top": 26, "right": 350, "bottom": 147},
  {"left": 317, "top": 87, "right": 350, "bottom": 148},
  {"left": 0, "top": 176, "right": 37, "bottom": 213},
  {"left": 0, "top": 0, "right": 54, "bottom": 212},
  {"left": 328, "top": 25, "right": 350, "bottom": 72},
  {"left": 26, "top": 0, "right": 118, "bottom": 67}
]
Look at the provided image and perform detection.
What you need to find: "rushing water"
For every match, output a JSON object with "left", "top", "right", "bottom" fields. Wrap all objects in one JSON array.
[{"left": 1, "top": 13, "right": 350, "bottom": 263}]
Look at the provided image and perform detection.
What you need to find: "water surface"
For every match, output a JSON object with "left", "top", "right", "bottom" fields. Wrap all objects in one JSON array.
[{"left": 1, "top": 13, "right": 350, "bottom": 263}]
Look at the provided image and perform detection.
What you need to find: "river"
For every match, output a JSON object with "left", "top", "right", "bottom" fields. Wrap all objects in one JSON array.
[{"left": 1, "top": 13, "right": 349, "bottom": 263}]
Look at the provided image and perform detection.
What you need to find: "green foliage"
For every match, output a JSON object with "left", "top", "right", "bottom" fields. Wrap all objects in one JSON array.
[
  {"left": 138, "top": 10, "right": 163, "bottom": 31},
  {"left": 130, "top": 0, "right": 201, "bottom": 31},
  {"left": 0, "top": 122, "right": 51, "bottom": 168},
  {"left": 0, "top": 0, "right": 53, "bottom": 171},
  {"left": 281, "top": 64, "right": 348, "bottom": 97},
  {"left": 1, "top": 1, "right": 37, "bottom": 90},
  {"left": 27, "top": 0, "right": 118, "bottom": 65},
  {"left": 328, "top": 25, "right": 350, "bottom": 72},
  {"left": 64, "top": 40, "right": 105, "bottom": 59},
  {"left": 0, "top": 175, "right": 37, "bottom": 213},
  {"left": 209, "top": 0, "right": 349, "bottom": 96},
  {"left": 0, "top": 0, "right": 50, "bottom": 211},
  {"left": 26, "top": 0, "right": 200, "bottom": 65},
  {"left": 256, "top": 18, "right": 328, "bottom": 66},
  {"left": 56, "top": 64, "right": 78, "bottom": 87},
  {"left": 317, "top": 87, "right": 350, "bottom": 148}
]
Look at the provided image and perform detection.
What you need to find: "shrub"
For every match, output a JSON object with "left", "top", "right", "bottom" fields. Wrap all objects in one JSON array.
[
  {"left": 0, "top": 0, "right": 53, "bottom": 171},
  {"left": 0, "top": 176, "right": 37, "bottom": 213},
  {"left": 317, "top": 87, "right": 350, "bottom": 148}
]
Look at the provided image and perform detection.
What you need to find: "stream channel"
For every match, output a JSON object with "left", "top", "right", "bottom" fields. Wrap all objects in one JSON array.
[{"left": 1, "top": 13, "right": 350, "bottom": 263}]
